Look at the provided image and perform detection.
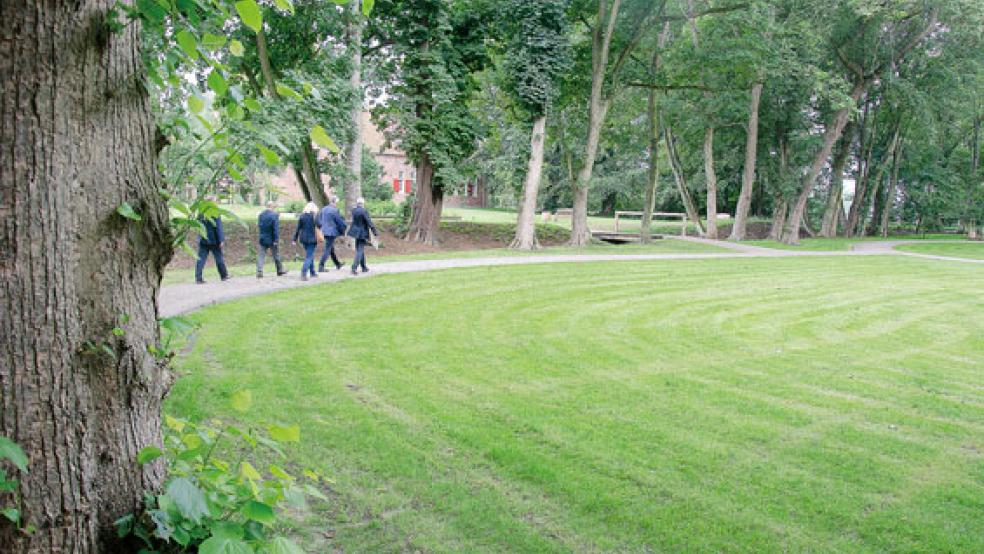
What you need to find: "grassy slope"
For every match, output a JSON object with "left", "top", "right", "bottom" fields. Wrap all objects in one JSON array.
[
  {"left": 746, "top": 234, "right": 964, "bottom": 251},
  {"left": 162, "top": 239, "right": 728, "bottom": 286},
  {"left": 896, "top": 242, "right": 984, "bottom": 259},
  {"left": 168, "top": 257, "right": 984, "bottom": 553}
]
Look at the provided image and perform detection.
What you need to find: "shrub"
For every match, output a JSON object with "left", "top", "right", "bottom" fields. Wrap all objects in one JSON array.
[
  {"left": 0, "top": 436, "right": 29, "bottom": 530},
  {"left": 117, "top": 392, "right": 326, "bottom": 553},
  {"left": 281, "top": 200, "right": 305, "bottom": 215}
]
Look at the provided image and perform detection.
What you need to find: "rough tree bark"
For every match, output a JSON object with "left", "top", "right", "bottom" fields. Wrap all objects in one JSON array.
[
  {"left": 820, "top": 121, "right": 855, "bottom": 237},
  {"left": 406, "top": 155, "right": 441, "bottom": 244},
  {"left": 344, "top": 0, "right": 363, "bottom": 215},
  {"left": 879, "top": 136, "right": 903, "bottom": 237},
  {"left": 768, "top": 136, "right": 789, "bottom": 241},
  {"left": 511, "top": 116, "right": 548, "bottom": 249},
  {"left": 728, "top": 82, "right": 763, "bottom": 241},
  {"left": 1, "top": 2, "right": 173, "bottom": 551},
  {"left": 664, "top": 125, "right": 705, "bottom": 236}
]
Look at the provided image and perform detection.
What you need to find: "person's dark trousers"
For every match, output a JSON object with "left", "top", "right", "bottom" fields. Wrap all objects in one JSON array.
[
  {"left": 301, "top": 243, "right": 317, "bottom": 277},
  {"left": 352, "top": 239, "right": 369, "bottom": 272},
  {"left": 195, "top": 244, "right": 228, "bottom": 282},
  {"left": 256, "top": 243, "right": 284, "bottom": 275},
  {"left": 318, "top": 236, "right": 343, "bottom": 271}
]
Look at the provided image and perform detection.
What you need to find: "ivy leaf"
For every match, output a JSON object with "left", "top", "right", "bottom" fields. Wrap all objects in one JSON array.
[
  {"left": 136, "top": 445, "right": 163, "bottom": 465},
  {"left": 258, "top": 146, "right": 281, "bottom": 166},
  {"left": 164, "top": 477, "right": 210, "bottom": 524},
  {"left": 1, "top": 508, "right": 20, "bottom": 525},
  {"left": 175, "top": 30, "right": 199, "bottom": 61},
  {"left": 230, "top": 390, "right": 253, "bottom": 412},
  {"left": 208, "top": 71, "right": 229, "bottom": 96},
  {"left": 199, "top": 536, "right": 254, "bottom": 554},
  {"left": 273, "top": 0, "right": 295, "bottom": 14},
  {"left": 229, "top": 39, "right": 245, "bottom": 57},
  {"left": 362, "top": 0, "right": 375, "bottom": 16},
  {"left": 0, "top": 437, "right": 28, "bottom": 472},
  {"left": 310, "top": 125, "right": 339, "bottom": 154},
  {"left": 235, "top": 0, "right": 263, "bottom": 33},
  {"left": 268, "top": 424, "right": 300, "bottom": 442},
  {"left": 269, "top": 537, "right": 305, "bottom": 554},
  {"left": 241, "top": 500, "right": 275, "bottom": 525},
  {"left": 117, "top": 202, "right": 142, "bottom": 221}
]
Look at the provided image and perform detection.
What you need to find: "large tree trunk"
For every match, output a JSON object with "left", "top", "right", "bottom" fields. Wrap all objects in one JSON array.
[
  {"left": 781, "top": 82, "right": 865, "bottom": 244},
  {"left": 344, "top": 0, "right": 363, "bottom": 215},
  {"left": 969, "top": 114, "right": 980, "bottom": 239},
  {"left": 879, "top": 137, "right": 902, "bottom": 237},
  {"left": 300, "top": 141, "right": 329, "bottom": 206},
  {"left": 769, "top": 198, "right": 788, "bottom": 241},
  {"left": 570, "top": 0, "right": 621, "bottom": 247},
  {"left": 1, "top": 2, "right": 173, "bottom": 551},
  {"left": 729, "top": 82, "right": 763, "bottom": 241},
  {"left": 664, "top": 125, "right": 705, "bottom": 236},
  {"left": 406, "top": 155, "right": 442, "bottom": 244},
  {"left": 511, "top": 115, "right": 548, "bottom": 250},
  {"left": 820, "top": 121, "right": 855, "bottom": 237}
]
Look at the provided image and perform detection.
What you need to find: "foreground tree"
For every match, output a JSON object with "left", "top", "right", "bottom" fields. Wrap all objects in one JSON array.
[{"left": 1, "top": 1, "right": 173, "bottom": 550}]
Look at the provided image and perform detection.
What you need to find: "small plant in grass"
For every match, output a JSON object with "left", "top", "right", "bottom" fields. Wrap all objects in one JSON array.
[{"left": 117, "top": 391, "right": 327, "bottom": 553}]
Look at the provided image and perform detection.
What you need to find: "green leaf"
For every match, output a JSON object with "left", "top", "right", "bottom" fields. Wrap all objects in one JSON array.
[
  {"left": 309, "top": 125, "right": 339, "bottom": 154},
  {"left": 164, "top": 477, "right": 210, "bottom": 523},
  {"left": 1, "top": 508, "right": 20, "bottom": 525},
  {"left": 202, "top": 33, "right": 227, "bottom": 50},
  {"left": 241, "top": 500, "right": 275, "bottom": 525},
  {"left": 240, "top": 461, "right": 262, "bottom": 481},
  {"left": 258, "top": 146, "right": 281, "bottom": 166},
  {"left": 273, "top": 0, "right": 295, "bottom": 14},
  {"left": 231, "top": 390, "right": 253, "bottom": 412},
  {"left": 229, "top": 39, "right": 245, "bottom": 57},
  {"left": 176, "top": 30, "right": 199, "bottom": 61},
  {"left": 208, "top": 71, "right": 229, "bottom": 96},
  {"left": 268, "top": 424, "right": 300, "bottom": 442},
  {"left": 274, "top": 83, "right": 302, "bottom": 100},
  {"left": 136, "top": 446, "right": 163, "bottom": 465},
  {"left": 199, "top": 536, "right": 254, "bottom": 554},
  {"left": 362, "top": 0, "right": 375, "bottom": 16},
  {"left": 165, "top": 415, "right": 186, "bottom": 432},
  {"left": 269, "top": 536, "right": 305, "bottom": 554},
  {"left": 116, "top": 202, "right": 142, "bottom": 221},
  {"left": 187, "top": 95, "right": 205, "bottom": 114},
  {"left": 0, "top": 437, "right": 28, "bottom": 473},
  {"left": 243, "top": 97, "right": 262, "bottom": 112},
  {"left": 235, "top": 0, "right": 263, "bottom": 33},
  {"left": 136, "top": 0, "right": 167, "bottom": 24}
]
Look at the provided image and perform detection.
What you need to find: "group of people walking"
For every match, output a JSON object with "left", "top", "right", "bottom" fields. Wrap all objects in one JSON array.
[{"left": 194, "top": 196, "right": 378, "bottom": 283}]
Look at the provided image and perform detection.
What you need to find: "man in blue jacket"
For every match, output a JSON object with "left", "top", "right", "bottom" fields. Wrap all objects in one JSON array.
[
  {"left": 195, "top": 213, "right": 229, "bottom": 284},
  {"left": 317, "top": 196, "right": 348, "bottom": 272},
  {"left": 347, "top": 197, "right": 378, "bottom": 275},
  {"left": 256, "top": 201, "right": 287, "bottom": 278}
]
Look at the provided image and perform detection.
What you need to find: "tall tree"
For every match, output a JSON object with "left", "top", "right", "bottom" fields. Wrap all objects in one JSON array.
[{"left": 501, "top": 0, "right": 571, "bottom": 250}]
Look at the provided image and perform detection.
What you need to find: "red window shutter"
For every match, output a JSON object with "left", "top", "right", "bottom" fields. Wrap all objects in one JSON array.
[
  {"left": 393, "top": 178, "right": 400, "bottom": 192},
  {"left": 404, "top": 180, "right": 411, "bottom": 194}
]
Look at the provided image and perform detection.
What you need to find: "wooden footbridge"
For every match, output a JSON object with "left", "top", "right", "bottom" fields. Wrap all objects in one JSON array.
[{"left": 591, "top": 211, "right": 689, "bottom": 243}]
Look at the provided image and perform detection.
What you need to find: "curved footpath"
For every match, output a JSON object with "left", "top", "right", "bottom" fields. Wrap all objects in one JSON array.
[{"left": 158, "top": 237, "right": 981, "bottom": 317}]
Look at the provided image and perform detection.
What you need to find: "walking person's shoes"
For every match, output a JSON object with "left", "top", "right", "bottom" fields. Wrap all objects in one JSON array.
[
  {"left": 362, "top": 267, "right": 370, "bottom": 273},
  {"left": 195, "top": 280, "right": 206, "bottom": 285},
  {"left": 221, "top": 276, "right": 230, "bottom": 282},
  {"left": 335, "top": 263, "right": 343, "bottom": 270},
  {"left": 256, "top": 272, "right": 263, "bottom": 279},
  {"left": 277, "top": 271, "right": 288, "bottom": 276},
  {"left": 301, "top": 275, "right": 308, "bottom": 281},
  {"left": 350, "top": 269, "right": 358, "bottom": 275},
  {"left": 317, "top": 265, "right": 325, "bottom": 273},
  {"left": 311, "top": 272, "right": 319, "bottom": 278}
]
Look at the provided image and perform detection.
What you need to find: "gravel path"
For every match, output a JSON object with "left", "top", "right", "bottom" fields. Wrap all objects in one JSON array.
[{"left": 158, "top": 237, "right": 977, "bottom": 317}]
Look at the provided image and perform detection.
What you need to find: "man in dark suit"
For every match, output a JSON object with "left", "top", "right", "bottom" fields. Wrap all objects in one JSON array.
[
  {"left": 346, "top": 197, "right": 378, "bottom": 275},
  {"left": 256, "top": 201, "right": 287, "bottom": 278},
  {"left": 317, "top": 196, "right": 348, "bottom": 272},
  {"left": 195, "top": 213, "right": 228, "bottom": 284}
]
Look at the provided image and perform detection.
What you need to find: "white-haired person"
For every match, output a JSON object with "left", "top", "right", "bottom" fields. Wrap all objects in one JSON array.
[
  {"left": 346, "top": 197, "right": 378, "bottom": 275},
  {"left": 292, "top": 202, "right": 320, "bottom": 280}
]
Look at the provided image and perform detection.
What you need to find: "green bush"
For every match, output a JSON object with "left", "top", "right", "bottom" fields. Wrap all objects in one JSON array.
[
  {"left": 117, "top": 392, "right": 325, "bottom": 553},
  {"left": 281, "top": 200, "right": 305, "bottom": 215},
  {"left": 0, "top": 436, "right": 28, "bottom": 529}
]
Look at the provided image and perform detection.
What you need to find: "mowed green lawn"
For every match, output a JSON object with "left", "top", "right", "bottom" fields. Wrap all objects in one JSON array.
[
  {"left": 168, "top": 256, "right": 984, "bottom": 552},
  {"left": 896, "top": 241, "right": 984, "bottom": 260}
]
